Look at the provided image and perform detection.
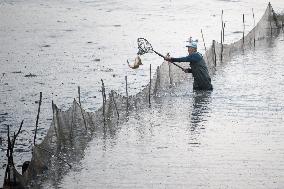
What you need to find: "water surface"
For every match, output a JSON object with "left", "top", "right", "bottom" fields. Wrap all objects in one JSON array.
[{"left": 58, "top": 34, "right": 284, "bottom": 188}]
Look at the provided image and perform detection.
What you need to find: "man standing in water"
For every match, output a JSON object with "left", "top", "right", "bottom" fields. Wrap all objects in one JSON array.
[{"left": 164, "top": 38, "right": 213, "bottom": 90}]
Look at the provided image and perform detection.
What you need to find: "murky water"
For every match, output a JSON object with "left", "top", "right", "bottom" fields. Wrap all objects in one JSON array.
[
  {"left": 1, "top": 0, "right": 284, "bottom": 187},
  {"left": 56, "top": 35, "right": 284, "bottom": 188}
]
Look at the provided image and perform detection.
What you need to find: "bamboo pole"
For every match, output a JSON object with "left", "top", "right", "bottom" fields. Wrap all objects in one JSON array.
[
  {"left": 78, "top": 95, "right": 88, "bottom": 131},
  {"left": 5, "top": 125, "right": 11, "bottom": 184},
  {"left": 268, "top": 2, "right": 273, "bottom": 36},
  {"left": 101, "top": 79, "right": 106, "bottom": 124},
  {"left": 270, "top": 12, "right": 273, "bottom": 36},
  {"left": 153, "top": 66, "right": 160, "bottom": 96},
  {"left": 77, "top": 86, "right": 88, "bottom": 131},
  {"left": 201, "top": 29, "right": 207, "bottom": 51},
  {"left": 166, "top": 53, "right": 173, "bottom": 87},
  {"left": 52, "top": 101, "right": 59, "bottom": 139},
  {"left": 252, "top": 8, "right": 256, "bottom": 47},
  {"left": 12, "top": 120, "right": 24, "bottom": 149},
  {"left": 223, "top": 22, "right": 225, "bottom": 42},
  {"left": 125, "top": 76, "right": 129, "bottom": 111},
  {"left": 243, "top": 14, "right": 245, "bottom": 46},
  {"left": 221, "top": 10, "right": 224, "bottom": 44},
  {"left": 149, "top": 64, "right": 152, "bottom": 107},
  {"left": 221, "top": 29, "right": 223, "bottom": 62},
  {"left": 111, "top": 90, "right": 119, "bottom": 119},
  {"left": 212, "top": 40, "right": 217, "bottom": 67},
  {"left": 221, "top": 29, "right": 223, "bottom": 44},
  {"left": 222, "top": 10, "right": 225, "bottom": 43},
  {"left": 78, "top": 86, "right": 81, "bottom": 106},
  {"left": 201, "top": 29, "right": 210, "bottom": 65},
  {"left": 75, "top": 86, "right": 88, "bottom": 131},
  {"left": 33, "top": 92, "right": 42, "bottom": 146},
  {"left": 5, "top": 120, "right": 24, "bottom": 186}
]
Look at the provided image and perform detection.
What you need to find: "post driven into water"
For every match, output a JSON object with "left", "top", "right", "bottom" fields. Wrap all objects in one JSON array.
[
  {"left": 149, "top": 64, "right": 152, "bottom": 107},
  {"left": 33, "top": 92, "right": 42, "bottom": 146},
  {"left": 125, "top": 76, "right": 129, "bottom": 112}
]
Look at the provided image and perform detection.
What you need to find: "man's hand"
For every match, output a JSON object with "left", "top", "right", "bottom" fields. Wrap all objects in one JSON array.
[
  {"left": 183, "top": 68, "right": 192, "bottom": 73},
  {"left": 164, "top": 56, "right": 172, "bottom": 62}
]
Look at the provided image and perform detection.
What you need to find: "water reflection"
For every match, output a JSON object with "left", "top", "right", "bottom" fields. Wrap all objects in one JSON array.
[{"left": 190, "top": 91, "right": 212, "bottom": 131}]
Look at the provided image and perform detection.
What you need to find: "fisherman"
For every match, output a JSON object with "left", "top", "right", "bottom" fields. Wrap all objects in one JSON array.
[{"left": 164, "top": 38, "right": 213, "bottom": 90}]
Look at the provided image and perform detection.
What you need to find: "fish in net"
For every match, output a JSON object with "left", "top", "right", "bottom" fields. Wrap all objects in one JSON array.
[{"left": 127, "top": 55, "right": 143, "bottom": 69}]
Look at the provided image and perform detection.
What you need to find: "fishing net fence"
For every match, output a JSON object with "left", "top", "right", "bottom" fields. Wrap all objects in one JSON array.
[{"left": 3, "top": 3, "right": 284, "bottom": 188}]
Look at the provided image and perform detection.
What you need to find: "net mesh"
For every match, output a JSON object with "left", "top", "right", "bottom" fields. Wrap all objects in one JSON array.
[
  {"left": 5, "top": 3, "right": 284, "bottom": 188},
  {"left": 137, "top": 38, "right": 154, "bottom": 55}
]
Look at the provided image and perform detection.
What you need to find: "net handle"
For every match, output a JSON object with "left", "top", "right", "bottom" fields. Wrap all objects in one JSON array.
[
  {"left": 154, "top": 50, "right": 186, "bottom": 72},
  {"left": 138, "top": 38, "right": 187, "bottom": 72},
  {"left": 152, "top": 50, "right": 165, "bottom": 59}
]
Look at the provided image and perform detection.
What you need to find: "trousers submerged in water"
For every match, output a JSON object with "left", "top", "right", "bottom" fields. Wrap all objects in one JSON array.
[{"left": 170, "top": 52, "right": 213, "bottom": 90}]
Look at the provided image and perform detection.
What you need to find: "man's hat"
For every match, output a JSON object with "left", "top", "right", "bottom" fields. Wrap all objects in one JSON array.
[{"left": 186, "top": 37, "right": 198, "bottom": 49}]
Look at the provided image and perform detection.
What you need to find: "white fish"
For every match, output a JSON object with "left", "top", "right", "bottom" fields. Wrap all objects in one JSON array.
[{"left": 127, "top": 56, "right": 143, "bottom": 69}]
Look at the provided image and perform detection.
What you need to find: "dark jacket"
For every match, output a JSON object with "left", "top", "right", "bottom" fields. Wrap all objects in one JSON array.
[{"left": 171, "top": 52, "right": 213, "bottom": 90}]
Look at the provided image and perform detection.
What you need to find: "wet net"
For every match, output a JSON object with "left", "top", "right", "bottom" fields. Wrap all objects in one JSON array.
[
  {"left": 3, "top": 3, "right": 284, "bottom": 188},
  {"left": 137, "top": 38, "right": 154, "bottom": 55}
]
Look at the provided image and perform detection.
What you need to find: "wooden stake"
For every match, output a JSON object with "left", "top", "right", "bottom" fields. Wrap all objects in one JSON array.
[
  {"left": 270, "top": 12, "right": 273, "bottom": 36},
  {"left": 12, "top": 120, "right": 24, "bottom": 149},
  {"left": 201, "top": 29, "right": 210, "bottom": 65},
  {"left": 33, "top": 92, "right": 42, "bottom": 146},
  {"left": 5, "top": 125, "right": 11, "bottom": 184},
  {"left": 111, "top": 90, "right": 119, "bottom": 119},
  {"left": 221, "top": 29, "right": 223, "bottom": 62},
  {"left": 252, "top": 8, "right": 256, "bottom": 47},
  {"left": 101, "top": 79, "right": 106, "bottom": 124},
  {"left": 221, "top": 10, "right": 224, "bottom": 44},
  {"left": 166, "top": 53, "right": 173, "bottom": 87},
  {"left": 153, "top": 66, "right": 160, "bottom": 96},
  {"left": 212, "top": 40, "right": 217, "bottom": 67},
  {"left": 221, "top": 10, "right": 225, "bottom": 43},
  {"left": 221, "top": 28, "right": 223, "bottom": 44},
  {"left": 76, "top": 87, "right": 88, "bottom": 131},
  {"left": 223, "top": 22, "right": 225, "bottom": 42},
  {"left": 201, "top": 29, "right": 207, "bottom": 51},
  {"left": 4, "top": 120, "right": 24, "bottom": 186},
  {"left": 78, "top": 86, "right": 81, "bottom": 106},
  {"left": 125, "top": 76, "right": 129, "bottom": 111},
  {"left": 52, "top": 101, "right": 59, "bottom": 138},
  {"left": 243, "top": 14, "right": 245, "bottom": 45},
  {"left": 149, "top": 64, "right": 152, "bottom": 107}
]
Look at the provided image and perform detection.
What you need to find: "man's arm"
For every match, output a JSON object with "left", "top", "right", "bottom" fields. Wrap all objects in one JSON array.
[
  {"left": 164, "top": 56, "right": 192, "bottom": 73},
  {"left": 165, "top": 53, "right": 202, "bottom": 63},
  {"left": 170, "top": 56, "right": 191, "bottom": 62}
]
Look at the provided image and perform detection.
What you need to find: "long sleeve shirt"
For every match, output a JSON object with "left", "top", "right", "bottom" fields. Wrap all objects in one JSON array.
[
  {"left": 170, "top": 52, "right": 213, "bottom": 90},
  {"left": 171, "top": 52, "right": 202, "bottom": 63}
]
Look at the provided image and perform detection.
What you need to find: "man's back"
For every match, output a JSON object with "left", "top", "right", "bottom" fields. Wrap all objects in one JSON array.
[
  {"left": 171, "top": 52, "right": 213, "bottom": 90},
  {"left": 189, "top": 53, "right": 213, "bottom": 90}
]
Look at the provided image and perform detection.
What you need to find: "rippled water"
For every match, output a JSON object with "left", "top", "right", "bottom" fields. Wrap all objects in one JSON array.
[
  {"left": 1, "top": 0, "right": 284, "bottom": 187},
  {"left": 57, "top": 35, "right": 284, "bottom": 188}
]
